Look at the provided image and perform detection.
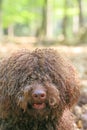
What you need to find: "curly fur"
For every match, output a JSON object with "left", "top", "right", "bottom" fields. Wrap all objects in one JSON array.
[{"left": 0, "top": 49, "right": 80, "bottom": 130}]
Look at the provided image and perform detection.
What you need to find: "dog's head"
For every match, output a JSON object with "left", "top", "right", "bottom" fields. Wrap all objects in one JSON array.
[
  {"left": 15, "top": 49, "right": 80, "bottom": 111},
  {"left": 0, "top": 49, "right": 80, "bottom": 120}
]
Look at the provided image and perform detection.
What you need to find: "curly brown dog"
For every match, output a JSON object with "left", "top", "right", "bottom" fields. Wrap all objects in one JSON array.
[{"left": 0, "top": 49, "right": 80, "bottom": 130}]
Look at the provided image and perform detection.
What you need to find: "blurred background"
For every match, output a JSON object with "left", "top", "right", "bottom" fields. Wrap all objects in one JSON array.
[{"left": 0, "top": 0, "right": 87, "bottom": 129}]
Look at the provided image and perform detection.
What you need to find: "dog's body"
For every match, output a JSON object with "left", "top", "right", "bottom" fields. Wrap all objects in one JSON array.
[{"left": 0, "top": 49, "right": 80, "bottom": 130}]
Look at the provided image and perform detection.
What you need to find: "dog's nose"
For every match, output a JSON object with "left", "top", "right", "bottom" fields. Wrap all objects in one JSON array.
[{"left": 32, "top": 90, "right": 46, "bottom": 100}]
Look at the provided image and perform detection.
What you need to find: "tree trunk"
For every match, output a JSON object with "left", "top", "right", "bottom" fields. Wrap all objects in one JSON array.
[
  {"left": 8, "top": 24, "right": 14, "bottom": 37},
  {"left": 36, "top": 0, "right": 53, "bottom": 39},
  {"left": 35, "top": 0, "right": 47, "bottom": 38},
  {"left": 78, "top": 0, "right": 83, "bottom": 27},
  {"left": 73, "top": 16, "right": 79, "bottom": 34},
  {"left": 0, "top": 0, "right": 3, "bottom": 41},
  {"left": 62, "top": 17, "right": 67, "bottom": 37},
  {"left": 62, "top": 0, "right": 68, "bottom": 37},
  {"left": 46, "top": 0, "right": 53, "bottom": 39}
]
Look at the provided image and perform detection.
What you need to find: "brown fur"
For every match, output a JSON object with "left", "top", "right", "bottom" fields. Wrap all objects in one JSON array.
[{"left": 0, "top": 49, "right": 80, "bottom": 130}]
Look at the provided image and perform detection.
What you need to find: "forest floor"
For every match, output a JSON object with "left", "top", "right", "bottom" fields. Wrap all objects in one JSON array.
[{"left": 0, "top": 42, "right": 87, "bottom": 130}]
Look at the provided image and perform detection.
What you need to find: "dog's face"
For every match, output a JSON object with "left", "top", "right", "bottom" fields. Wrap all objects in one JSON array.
[{"left": 16, "top": 81, "right": 60, "bottom": 118}]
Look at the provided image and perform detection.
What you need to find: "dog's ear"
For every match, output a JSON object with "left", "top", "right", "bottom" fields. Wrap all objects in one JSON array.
[
  {"left": 0, "top": 96, "right": 11, "bottom": 119},
  {"left": 53, "top": 72, "right": 80, "bottom": 109},
  {"left": 61, "top": 60, "right": 80, "bottom": 108},
  {"left": 65, "top": 78, "right": 80, "bottom": 108}
]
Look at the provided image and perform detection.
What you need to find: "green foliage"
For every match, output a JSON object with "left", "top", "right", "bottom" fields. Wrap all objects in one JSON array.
[
  {"left": 55, "top": 8, "right": 79, "bottom": 18},
  {"left": 2, "top": 0, "right": 44, "bottom": 27},
  {"left": 2, "top": 0, "right": 80, "bottom": 27}
]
